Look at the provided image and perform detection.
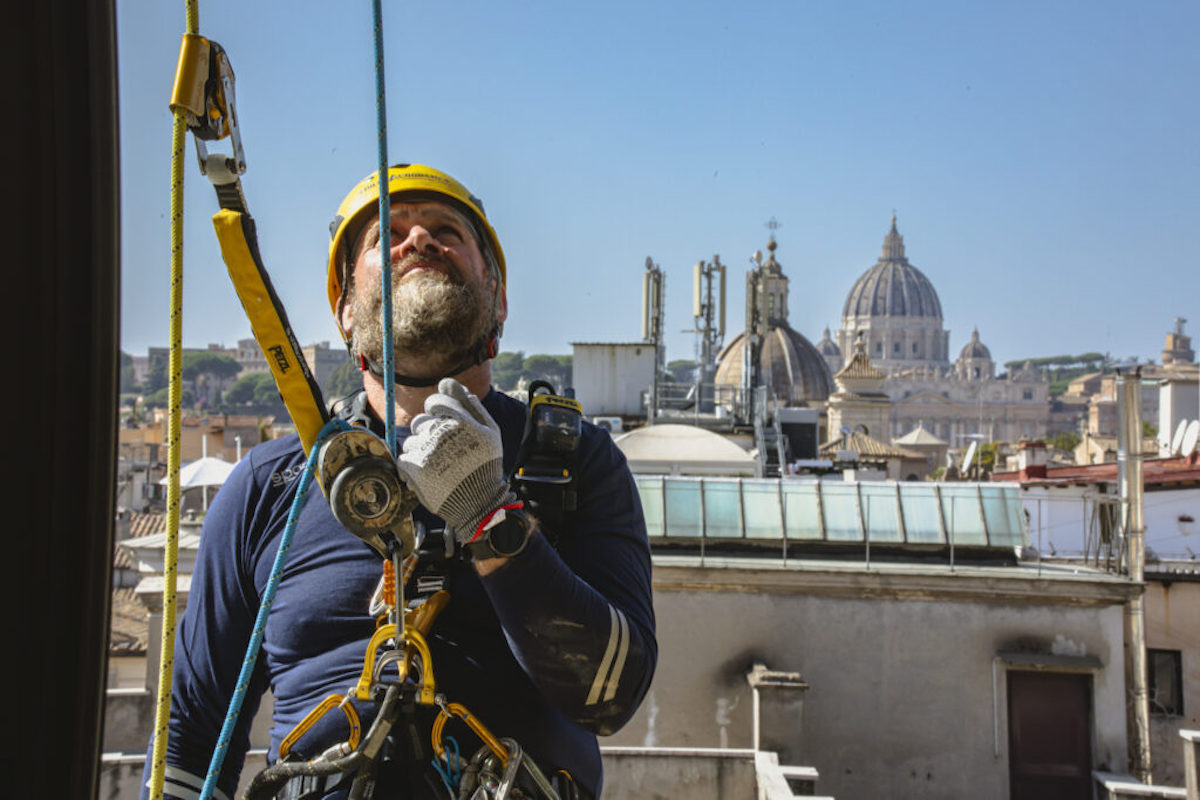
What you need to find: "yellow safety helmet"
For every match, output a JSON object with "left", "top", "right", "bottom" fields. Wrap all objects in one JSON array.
[{"left": 326, "top": 163, "right": 506, "bottom": 338}]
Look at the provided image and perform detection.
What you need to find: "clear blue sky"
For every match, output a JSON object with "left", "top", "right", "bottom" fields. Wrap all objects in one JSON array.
[{"left": 118, "top": 0, "right": 1200, "bottom": 370}]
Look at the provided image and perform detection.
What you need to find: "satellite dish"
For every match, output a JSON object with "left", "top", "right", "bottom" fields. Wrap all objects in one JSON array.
[
  {"left": 1183, "top": 420, "right": 1200, "bottom": 457},
  {"left": 1171, "top": 419, "right": 1190, "bottom": 456},
  {"left": 963, "top": 441, "right": 978, "bottom": 471}
]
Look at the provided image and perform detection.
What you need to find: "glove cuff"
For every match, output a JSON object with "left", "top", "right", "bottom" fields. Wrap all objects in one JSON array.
[{"left": 441, "top": 471, "right": 516, "bottom": 542}]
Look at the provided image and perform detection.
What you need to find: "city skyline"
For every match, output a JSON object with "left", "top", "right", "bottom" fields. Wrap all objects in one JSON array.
[{"left": 117, "top": 1, "right": 1199, "bottom": 368}]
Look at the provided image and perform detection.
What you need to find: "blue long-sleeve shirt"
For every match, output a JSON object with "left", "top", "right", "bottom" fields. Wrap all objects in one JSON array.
[{"left": 143, "top": 389, "right": 655, "bottom": 799}]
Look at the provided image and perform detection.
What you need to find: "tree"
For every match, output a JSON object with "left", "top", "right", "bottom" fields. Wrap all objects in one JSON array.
[
  {"left": 324, "top": 358, "right": 361, "bottom": 400},
  {"left": 253, "top": 375, "right": 286, "bottom": 411},
  {"left": 181, "top": 352, "right": 242, "bottom": 408},
  {"left": 119, "top": 350, "right": 138, "bottom": 393},
  {"left": 144, "top": 352, "right": 167, "bottom": 393},
  {"left": 225, "top": 372, "right": 283, "bottom": 413},
  {"left": 491, "top": 350, "right": 526, "bottom": 391},
  {"left": 143, "top": 386, "right": 194, "bottom": 409},
  {"left": 1048, "top": 431, "right": 1081, "bottom": 453},
  {"left": 1142, "top": 420, "right": 1158, "bottom": 439},
  {"left": 524, "top": 354, "right": 570, "bottom": 390},
  {"left": 666, "top": 359, "right": 698, "bottom": 383}
]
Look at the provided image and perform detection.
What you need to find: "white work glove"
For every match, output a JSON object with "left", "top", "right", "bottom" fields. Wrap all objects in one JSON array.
[{"left": 395, "top": 378, "right": 514, "bottom": 543}]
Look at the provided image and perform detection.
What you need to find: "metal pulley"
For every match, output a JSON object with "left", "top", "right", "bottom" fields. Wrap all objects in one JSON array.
[{"left": 317, "top": 428, "right": 418, "bottom": 558}]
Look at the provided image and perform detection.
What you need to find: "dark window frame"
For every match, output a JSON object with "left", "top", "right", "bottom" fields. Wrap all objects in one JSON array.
[{"left": 1148, "top": 648, "right": 1183, "bottom": 716}]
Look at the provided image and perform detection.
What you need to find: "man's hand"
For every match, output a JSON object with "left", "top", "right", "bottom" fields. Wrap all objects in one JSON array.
[{"left": 395, "top": 378, "right": 514, "bottom": 543}]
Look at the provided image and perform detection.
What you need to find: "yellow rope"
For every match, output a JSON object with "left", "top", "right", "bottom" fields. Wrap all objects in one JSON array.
[{"left": 148, "top": 4, "right": 198, "bottom": 797}]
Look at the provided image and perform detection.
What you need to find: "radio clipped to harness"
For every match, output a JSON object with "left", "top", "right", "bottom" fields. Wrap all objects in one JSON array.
[{"left": 511, "top": 381, "right": 582, "bottom": 520}]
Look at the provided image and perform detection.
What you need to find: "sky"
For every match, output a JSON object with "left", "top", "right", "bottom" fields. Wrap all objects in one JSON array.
[{"left": 117, "top": 0, "right": 1200, "bottom": 371}]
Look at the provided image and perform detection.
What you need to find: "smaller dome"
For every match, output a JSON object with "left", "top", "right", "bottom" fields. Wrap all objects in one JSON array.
[
  {"left": 959, "top": 328, "right": 991, "bottom": 361},
  {"left": 817, "top": 327, "right": 841, "bottom": 357},
  {"left": 715, "top": 326, "right": 834, "bottom": 405}
]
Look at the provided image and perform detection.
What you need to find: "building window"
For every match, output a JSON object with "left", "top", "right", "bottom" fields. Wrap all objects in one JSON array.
[
  {"left": 875, "top": 342, "right": 882, "bottom": 355},
  {"left": 912, "top": 342, "right": 919, "bottom": 354},
  {"left": 894, "top": 342, "right": 901, "bottom": 354},
  {"left": 1023, "top": 389, "right": 1033, "bottom": 400},
  {"left": 1148, "top": 649, "right": 1183, "bottom": 716}
]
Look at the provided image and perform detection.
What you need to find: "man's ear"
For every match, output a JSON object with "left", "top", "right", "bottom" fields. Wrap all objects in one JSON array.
[
  {"left": 495, "top": 283, "right": 508, "bottom": 325},
  {"left": 338, "top": 291, "right": 355, "bottom": 338}
]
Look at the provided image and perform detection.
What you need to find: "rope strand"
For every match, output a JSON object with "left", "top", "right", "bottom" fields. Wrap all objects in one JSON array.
[
  {"left": 147, "top": 5, "right": 198, "bottom": 798},
  {"left": 372, "top": 0, "right": 397, "bottom": 455}
]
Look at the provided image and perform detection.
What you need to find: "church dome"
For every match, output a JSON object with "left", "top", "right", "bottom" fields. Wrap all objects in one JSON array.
[
  {"left": 714, "top": 326, "right": 834, "bottom": 405},
  {"left": 842, "top": 218, "right": 943, "bottom": 320},
  {"left": 714, "top": 235, "right": 834, "bottom": 405},
  {"left": 816, "top": 327, "right": 841, "bottom": 357},
  {"left": 958, "top": 328, "right": 991, "bottom": 361}
]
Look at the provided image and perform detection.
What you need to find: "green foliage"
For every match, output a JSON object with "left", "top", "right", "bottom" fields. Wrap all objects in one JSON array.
[
  {"left": 180, "top": 352, "right": 242, "bottom": 409},
  {"left": 1143, "top": 420, "right": 1158, "bottom": 439},
  {"left": 181, "top": 351, "right": 242, "bottom": 381},
  {"left": 144, "top": 353, "right": 168, "bottom": 393},
  {"left": 119, "top": 351, "right": 138, "bottom": 393},
  {"left": 143, "top": 386, "right": 194, "bottom": 409},
  {"left": 1003, "top": 352, "right": 1107, "bottom": 369},
  {"left": 324, "top": 358, "right": 361, "bottom": 400},
  {"left": 523, "top": 354, "right": 571, "bottom": 390},
  {"left": 119, "top": 394, "right": 145, "bottom": 425},
  {"left": 491, "top": 350, "right": 526, "bottom": 391},
  {"left": 1003, "top": 352, "right": 1112, "bottom": 397},
  {"left": 1048, "top": 431, "right": 1081, "bottom": 453},
  {"left": 979, "top": 441, "right": 1001, "bottom": 470},
  {"left": 225, "top": 372, "right": 283, "bottom": 413},
  {"left": 665, "top": 359, "right": 698, "bottom": 383},
  {"left": 490, "top": 351, "right": 574, "bottom": 392}
]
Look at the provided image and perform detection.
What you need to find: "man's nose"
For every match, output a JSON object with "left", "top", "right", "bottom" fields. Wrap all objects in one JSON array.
[{"left": 395, "top": 224, "right": 440, "bottom": 259}]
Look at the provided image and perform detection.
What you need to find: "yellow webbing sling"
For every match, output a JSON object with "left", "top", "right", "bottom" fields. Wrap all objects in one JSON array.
[{"left": 211, "top": 209, "right": 328, "bottom": 454}]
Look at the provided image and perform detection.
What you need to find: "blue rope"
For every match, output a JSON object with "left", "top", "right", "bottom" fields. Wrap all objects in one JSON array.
[
  {"left": 431, "top": 735, "right": 462, "bottom": 793},
  {"left": 199, "top": 418, "right": 351, "bottom": 800},
  {"left": 372, "top": 0, "right": 397, "bottom": 456}
]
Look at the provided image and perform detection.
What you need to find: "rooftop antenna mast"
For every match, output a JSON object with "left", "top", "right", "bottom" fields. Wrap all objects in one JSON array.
[
  {"left": 692, "top": 254, "right": 726, "bottom": 414},
  {"left": 642, "top": 256, "right": 665, "bottom": 424}
]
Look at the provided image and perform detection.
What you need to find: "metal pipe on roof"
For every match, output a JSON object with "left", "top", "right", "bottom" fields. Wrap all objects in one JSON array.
[{"left": 1118, "top": 368, "right": 1152, "bottom": 782}]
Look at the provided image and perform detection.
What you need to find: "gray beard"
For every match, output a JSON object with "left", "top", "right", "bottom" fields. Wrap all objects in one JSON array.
[{"left": 350, "top": 268, "right": 494, "bottom": 378}]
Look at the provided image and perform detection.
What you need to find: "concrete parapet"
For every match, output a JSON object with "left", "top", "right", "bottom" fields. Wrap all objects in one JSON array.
[
  {"left": 1094, "top": 771, "right": 1188, "bottom": 799},
  {"left": 1182, "top": 729, "right": 1199, "bottom": 800}
]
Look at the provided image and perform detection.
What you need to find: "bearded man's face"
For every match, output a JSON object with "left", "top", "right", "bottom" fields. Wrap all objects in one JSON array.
[
  {"left": 350, "top": 251, "right": 494, "bottom": 371},
  {"left": 342, "top": 202, "right": 500, "bottom": 376}
]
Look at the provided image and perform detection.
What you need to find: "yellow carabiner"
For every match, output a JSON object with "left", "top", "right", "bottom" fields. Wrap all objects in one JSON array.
[
  {"left": 431, "top": 702, "right": 510, "bottom": 768},
  {"left": 278, "top": 693, "right": 362, "bottom": 760},
  {"left": 354, "top": 591, "right": 450, "bottom": 702},
  {"left": 353, "top": 624, "right": 436, "bottom": 705}
]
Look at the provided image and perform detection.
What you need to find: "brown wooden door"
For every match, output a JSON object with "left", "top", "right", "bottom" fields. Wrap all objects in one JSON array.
[{"left": 1007, "top": 670, "right": 1093, "bottom": 800}]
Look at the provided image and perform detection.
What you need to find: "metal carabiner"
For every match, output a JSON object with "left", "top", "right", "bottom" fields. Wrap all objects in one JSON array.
[{"left": 278, "top": 693, "right": 362, "bottom": 759}]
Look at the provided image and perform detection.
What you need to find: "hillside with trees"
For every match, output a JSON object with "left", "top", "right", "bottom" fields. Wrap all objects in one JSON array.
[{"left": 1003, "top": 352, "right": 1109, "bottom": 396}]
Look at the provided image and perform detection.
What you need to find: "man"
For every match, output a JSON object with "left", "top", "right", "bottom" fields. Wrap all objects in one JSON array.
[{"left": 143, "top": 164, "right": 656, "bottom": 799}]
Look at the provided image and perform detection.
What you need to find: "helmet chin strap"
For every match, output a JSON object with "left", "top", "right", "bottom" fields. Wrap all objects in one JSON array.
[{"left": 360, "top": 329, "right": 499, "bottom": 389}]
